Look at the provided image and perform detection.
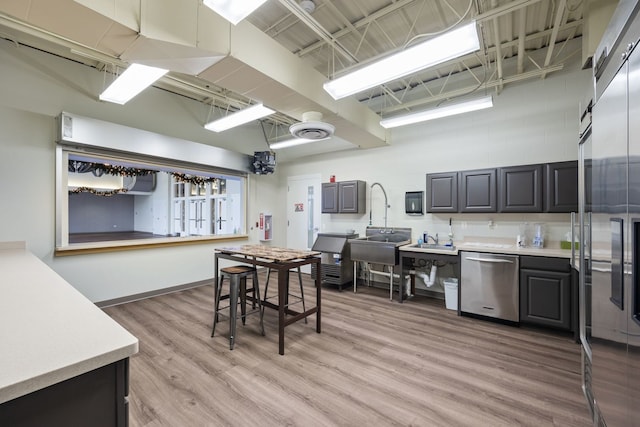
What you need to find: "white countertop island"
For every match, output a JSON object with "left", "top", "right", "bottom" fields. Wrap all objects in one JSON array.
[{"left": 0, "top": 242, "right": 138, "bottom": 406}]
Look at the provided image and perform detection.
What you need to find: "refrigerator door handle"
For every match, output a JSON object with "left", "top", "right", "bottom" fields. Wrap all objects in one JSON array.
[
  {"left": 610, "top": 218, "right": 624, "bottom": 310},
  {"left": 633, "top": 218, "right": 640, "bottom": 325},
  {"left": 571, "top": 212, "right": 576, "bottom": 268}
]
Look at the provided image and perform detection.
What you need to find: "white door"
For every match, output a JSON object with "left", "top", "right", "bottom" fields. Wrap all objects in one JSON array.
[{"left": 287, "top": 174, "right": 321, "bottom": 273}]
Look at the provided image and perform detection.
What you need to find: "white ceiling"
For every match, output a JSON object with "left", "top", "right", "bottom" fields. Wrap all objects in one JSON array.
[{"left": 0, "top": 0, "right": 594, "bottom": 162}]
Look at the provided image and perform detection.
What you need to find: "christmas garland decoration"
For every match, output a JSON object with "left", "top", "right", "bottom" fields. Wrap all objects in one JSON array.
[
  {"left": 69, "top": 186, "right": 129, "bottom": 197},
  {"left": 171, "top": 172, "right": 220, "bottom": 186},
  {"left": 68, "top": 161, "right": 155, "bottom": 177},
  {"left": 68, "top": 160, "right": 222, "bottom": 196}
]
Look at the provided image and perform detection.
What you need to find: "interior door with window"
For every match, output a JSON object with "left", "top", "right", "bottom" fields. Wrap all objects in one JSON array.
[{"left": 287, "top": 174, "right": 321, "bottom": 273}]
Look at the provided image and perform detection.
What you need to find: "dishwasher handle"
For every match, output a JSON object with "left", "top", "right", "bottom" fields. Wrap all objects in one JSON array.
[{"left": 464, "top": 256, "right": 516, "bottom": 264}]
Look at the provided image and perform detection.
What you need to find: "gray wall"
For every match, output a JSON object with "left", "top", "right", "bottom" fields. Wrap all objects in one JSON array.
[{"left": 69, "top": 193, "right": 135, "bottom": 233}]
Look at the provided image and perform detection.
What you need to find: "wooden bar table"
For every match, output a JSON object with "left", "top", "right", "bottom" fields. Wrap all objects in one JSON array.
[{"left": 214, "top": 245, "right": 321, "bottom": 355}]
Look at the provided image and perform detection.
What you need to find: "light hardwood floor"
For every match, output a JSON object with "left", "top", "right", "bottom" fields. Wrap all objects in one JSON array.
[{"left": 104, "top": 273, "right": 592, "bottom": 427}]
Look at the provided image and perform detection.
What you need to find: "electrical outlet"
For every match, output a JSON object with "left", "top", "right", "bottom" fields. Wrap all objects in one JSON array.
[{"left": 488, "top": 219, "right": 495, "bottom": 229}]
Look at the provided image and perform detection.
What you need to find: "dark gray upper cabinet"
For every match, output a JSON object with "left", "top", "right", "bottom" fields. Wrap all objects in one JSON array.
[
  {"left": 338, "top": 180, "right": 366, "bottom": 213},
  {"left": 499, "top": 164, "right": 543, "bottom": 212},
  {"left": 321, "top": 182, "right": 338, "bottom": 213},
  {"left": 544, "top": 161, "right": 578, "bottom": 212},
  {"left": 459, "top": 169, "right": 497, "bottom": 213},
  {"left": 426, "top": 172, "right": 458, "bottom": 213},
  {"left": 322, "top": 180, "right": 365, "bottom": 214}
]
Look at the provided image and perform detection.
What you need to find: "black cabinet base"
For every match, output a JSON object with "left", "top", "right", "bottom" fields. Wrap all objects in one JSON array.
[{"left": 0, "top": 359, "right": 129, "bottom": 427}]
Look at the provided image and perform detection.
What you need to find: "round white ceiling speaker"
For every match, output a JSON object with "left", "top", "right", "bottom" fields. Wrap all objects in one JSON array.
[
  {"left": 289, "top": 111, "right": 335, "bottom": 139},
  {"left": 299, "top": 0, "right": 315, "bottom": 14}
]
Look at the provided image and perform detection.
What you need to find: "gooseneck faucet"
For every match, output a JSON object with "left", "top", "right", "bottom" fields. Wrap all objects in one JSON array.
[{"left": 369, "top": 182, "right": 390, "bottom": 231}]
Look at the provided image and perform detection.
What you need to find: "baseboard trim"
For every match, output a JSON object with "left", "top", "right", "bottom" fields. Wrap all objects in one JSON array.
[{"left": 96, "top": 278, "right": 214, "bottom": 308}]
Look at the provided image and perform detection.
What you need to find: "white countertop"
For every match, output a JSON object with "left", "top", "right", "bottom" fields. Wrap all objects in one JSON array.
[
  {"left": 0, "top": 245, "right": 138, "bottom": 404},
  {"left": 399, "top": 240, "right": 573, "bottom": 259}
]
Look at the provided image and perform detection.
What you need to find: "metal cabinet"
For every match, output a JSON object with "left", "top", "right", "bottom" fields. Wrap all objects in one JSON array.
[
  {"left": 499, "top": 164, "right": 543, "bottom": 212},
  {"left": 519, "top": 256, "right": 573, "bottom": 331},
  {"left": 459, "top": 169, "right": 497, "bottom": 213},
  {"left": 544, "top": 161, "right": 578, "bottom": 212},
  {"left": 322, "top": 180, "right": 365, "bottom": 214},
  {"left": 426, "top": 172, "right": 458, "bottom": 213},
  {"left": 310, "top": 232, "right": 358, "bottom": 290}
]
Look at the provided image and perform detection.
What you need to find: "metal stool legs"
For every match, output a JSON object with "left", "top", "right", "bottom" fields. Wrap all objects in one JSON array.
[
  {"left": 264, "top": 266, "right": 307, "bottom": 323},
  {"left": 212, "top": 267, "right": 264, "bottom": 350}
]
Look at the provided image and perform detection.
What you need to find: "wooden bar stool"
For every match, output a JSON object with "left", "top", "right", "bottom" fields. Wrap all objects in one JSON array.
[
  {"left": 263, "top": 266, "right": 307, "bottom": 323},
  {"left": 211, "top": 265, "right": 265, "bottom": 350}
]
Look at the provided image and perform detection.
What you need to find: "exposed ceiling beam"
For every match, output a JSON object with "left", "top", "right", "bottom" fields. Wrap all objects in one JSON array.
[
  {"left": 364, "top": 17, "right": 581, "bottom": 107},
  {"left": 277, "top": 0, "right": 358, "bottom": 64},
  {"left": 295, "top": 0, "right": 417, "bottom": 59},
  {"left": 379, "top": 63, "right": 564, "bottom": 114},
  {"left": 491, "top": 0, "right": 505, "bottom": 92},
  {"left": 475, "top": 0, "right": 542, "bottom": 23},
  {"left": 542, "top": 0, "right": 567, "bottom": 78},
  {"left": 517, "top": 7, "right": 526, "bottom": 73}
]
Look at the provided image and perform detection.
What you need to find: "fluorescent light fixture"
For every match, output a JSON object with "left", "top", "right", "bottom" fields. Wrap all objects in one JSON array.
[
  {"left": 99, "top": 64, "right": 168, "bottom": 105},
  {"left": 204, "top": 103, "right": 275, "bottom": 132},
  {"left": 203, "top": 0, "right": 268, "bottom": 25},
  {"left": 270, "top": 137, "right": 328, "bottom": 150},
  {"left": 380, "top": 95, "right": 493, "bottom": 128},
  {"left": 323, "top": 21, "right": 479, "bottom": 100}
]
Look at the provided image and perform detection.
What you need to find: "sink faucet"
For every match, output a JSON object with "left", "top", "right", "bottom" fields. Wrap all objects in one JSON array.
[
  {"left": 425, "top": 233, "right": 439, "bottom": 244},
  {"left": 369, "top": 182, "right": 390, "bottom": 230}
]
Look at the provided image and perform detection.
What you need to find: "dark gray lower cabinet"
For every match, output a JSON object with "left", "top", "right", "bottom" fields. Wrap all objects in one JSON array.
[
  {"left": 519, "top": 256, "right": 572, "bottom": 331},
  {"left": 0, "top": 359, "right": 129, "bottom": 427}
]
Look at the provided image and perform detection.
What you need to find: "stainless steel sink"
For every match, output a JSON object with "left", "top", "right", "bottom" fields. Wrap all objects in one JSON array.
[
  {"left": 410, "top": 243, "right": 456, "bottom": 251},
  {"left": 349, "top": 227, "right": 411, "bottom": 265}
]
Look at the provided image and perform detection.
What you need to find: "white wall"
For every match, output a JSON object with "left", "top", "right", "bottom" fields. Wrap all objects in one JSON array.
[
  {"left": 276, "top": 56, "right": 592, "bottom": 245},
  {"left": 0, "top": 36, "right": 592, "bottom": 303},
  {"left": 0, "top": 39, "right": 281, "bottom": 303}
]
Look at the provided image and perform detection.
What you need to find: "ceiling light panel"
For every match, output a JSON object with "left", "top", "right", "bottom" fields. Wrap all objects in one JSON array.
[
  {"left": 323, "top": 22, "right": 480, "bottom": 100},
  {"left": 269, "top": 137, "right": 327, "bottom": 150},
  {"left": 203, "top": 0, "right": 269, "bottom": 25},
  {"left": 380, "top": 96, "right": 493, "bottom": 128},
  {"left": 204, "top": 103, "right": 275, "bottom": 132},
  {"left": 99, "top": 64, "right": 168, "bottom": 105}
]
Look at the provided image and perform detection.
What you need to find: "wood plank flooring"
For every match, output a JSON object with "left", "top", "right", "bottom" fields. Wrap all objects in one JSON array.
[{"left": 104, "top": 273, "right": 592, "bottom": 427}]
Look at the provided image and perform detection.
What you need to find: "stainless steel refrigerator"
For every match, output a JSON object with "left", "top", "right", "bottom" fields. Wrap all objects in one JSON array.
[{"left": 580, "top": 1, "right": 640, "bottom": 425}]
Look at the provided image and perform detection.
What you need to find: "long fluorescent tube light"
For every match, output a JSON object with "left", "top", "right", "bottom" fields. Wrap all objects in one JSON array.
[
  {"left": 323, "top": 22, "right": 479, "bottom": 100},
  {"left": 380, "top": 96, "right": 494, "bottom": 128},
  {"left": 203, "top": 0, "right": 268, "bottom": 25},
  {"left": 99, "top": 64, "right": 168, "bottom": 105},
  {"left": 270, "top": 137, "right": 328, "bottom": 150},
  {"left": 204, "top": 103, "right": 275, "bottom": 132}
]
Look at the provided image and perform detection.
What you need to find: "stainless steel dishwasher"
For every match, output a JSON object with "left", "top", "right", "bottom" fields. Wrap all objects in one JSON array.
[{"left": 460, "top": 251, "right": 519, "bottom": 322}]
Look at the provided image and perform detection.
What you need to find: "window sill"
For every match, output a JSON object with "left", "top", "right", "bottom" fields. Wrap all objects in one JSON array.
[{"left": 55, "top": 234, "right": 248, "bottom": 256}]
